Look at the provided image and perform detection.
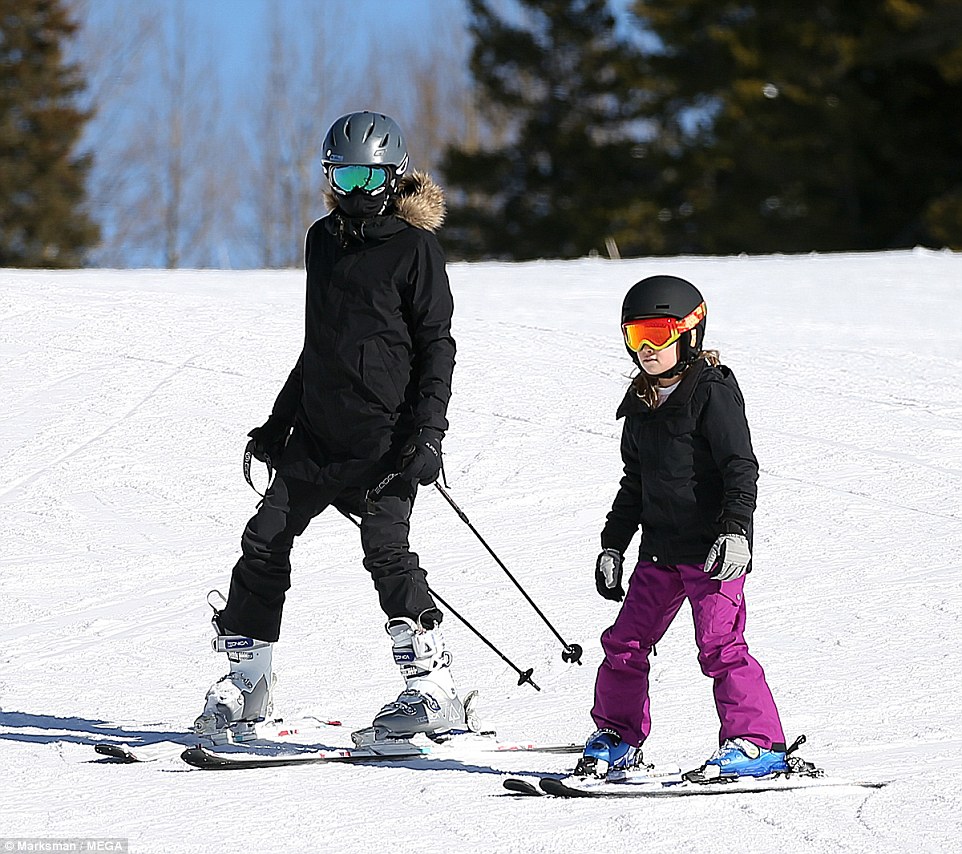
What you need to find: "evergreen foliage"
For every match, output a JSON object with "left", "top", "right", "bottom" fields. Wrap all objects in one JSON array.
[
  {"left": 445, "top": 0, "right": 962, "bottom": 257},
  {"left": 440, "top": 0, "right": 658, "bottom": 260},
  {"left": 0, "top": 0, "right": 98, "bottom": 267},
  {"left": 637, "top": 0, "right": 962, "bottom": 252}
]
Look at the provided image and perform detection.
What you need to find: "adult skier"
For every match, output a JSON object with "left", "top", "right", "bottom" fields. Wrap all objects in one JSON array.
[{"left": 194, "top": 111, "right": 464, "bottom": 743}]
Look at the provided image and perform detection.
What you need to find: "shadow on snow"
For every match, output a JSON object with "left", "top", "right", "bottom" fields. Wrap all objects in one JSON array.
[{"left": 0, "top": 710, "right": 186, "bottom": 747}]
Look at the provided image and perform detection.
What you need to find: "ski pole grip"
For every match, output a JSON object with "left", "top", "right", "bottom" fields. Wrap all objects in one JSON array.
[{"left": 365, "top": 471, "right": 403, "bottom": 513}]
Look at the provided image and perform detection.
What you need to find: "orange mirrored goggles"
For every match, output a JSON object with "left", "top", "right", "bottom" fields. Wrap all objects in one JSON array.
[{"left": 622, "top": 302, "right": 707, "bottom": 352}]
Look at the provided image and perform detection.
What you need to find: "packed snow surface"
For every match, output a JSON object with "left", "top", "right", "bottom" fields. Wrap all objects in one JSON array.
[{"left": 2, "top": 250, "right": 960, "bottom": 853}]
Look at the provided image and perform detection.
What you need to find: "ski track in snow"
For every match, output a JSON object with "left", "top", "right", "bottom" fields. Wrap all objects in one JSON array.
[{"left": 1, "top": 252, "right": 960, "bottom": 853}]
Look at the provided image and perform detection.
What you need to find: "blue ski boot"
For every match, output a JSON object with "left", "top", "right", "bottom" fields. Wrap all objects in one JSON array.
[
  {"left": 574, "top": 728, "right": 645, "bottom": 779},
  {"left": 684, "top": 737, "right": 789, "bottom": 783}
]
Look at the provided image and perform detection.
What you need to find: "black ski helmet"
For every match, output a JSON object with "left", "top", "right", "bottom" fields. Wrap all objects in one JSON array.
[{"left": 621, "top": 275, "right": 707, "bottom": 375}]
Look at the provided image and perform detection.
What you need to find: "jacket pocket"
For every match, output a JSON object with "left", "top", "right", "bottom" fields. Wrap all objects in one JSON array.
[{"left": 361, "top": 338, "right": 405, "bottom": 410}]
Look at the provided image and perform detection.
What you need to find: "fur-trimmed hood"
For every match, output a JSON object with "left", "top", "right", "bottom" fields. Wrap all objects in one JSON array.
[{"left": 324, "top": 170, "right": 446, "bottom": 233}]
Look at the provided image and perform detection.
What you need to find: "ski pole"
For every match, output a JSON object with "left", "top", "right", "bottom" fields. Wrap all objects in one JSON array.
[
  {"left": 433, "top": 482, "right": 583, "bottom": 665},
  {"left": 428, "top": 586, "right": 540, "bottom": 692},
  {"left": 347, "top": 483, "right": 540, "bottom": 689},
  {"left": 337, "top": 509, "right": 540, "bottom": 690}
]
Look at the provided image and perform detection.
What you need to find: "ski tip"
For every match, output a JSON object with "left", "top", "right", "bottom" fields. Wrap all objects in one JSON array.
[
  {"left": 539, "top": 777, "right": 597, "bottom": 797},
  {"left": 94, "top": 743, "right": 136, "bottom": 762},
  {"left": 853, "top": 780, "right": 890, "bottom": 789},
  {"left": 180, "top": 746, "right": 220, "bottom": 769},
  {"left": 181, "top": 746, "right": 249, "bottom": 770},
  {"left": 503, "top": 777, "right": 543, "bottom": 796}
]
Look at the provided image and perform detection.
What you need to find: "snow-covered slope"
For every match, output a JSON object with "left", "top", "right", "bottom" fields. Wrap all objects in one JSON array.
[{"left": 1, "top": 250, "right": 960, "bottom": 853}]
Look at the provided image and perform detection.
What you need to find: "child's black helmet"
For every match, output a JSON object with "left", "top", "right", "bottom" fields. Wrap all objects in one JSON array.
[{"left": 621, "top": 275, "right": 707, "bottom": 373}]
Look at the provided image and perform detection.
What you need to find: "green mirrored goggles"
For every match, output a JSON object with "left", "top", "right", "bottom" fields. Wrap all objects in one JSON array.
[{"left": 329, "top": 165, "right": 390, "bottom": 194}]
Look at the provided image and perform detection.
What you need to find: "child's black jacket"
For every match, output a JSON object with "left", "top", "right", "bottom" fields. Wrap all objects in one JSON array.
[{"left": 601, "top": 359, "right": 758, "bottom": 566}]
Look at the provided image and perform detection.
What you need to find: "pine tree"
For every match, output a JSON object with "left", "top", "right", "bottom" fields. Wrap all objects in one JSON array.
[
  {"left": 641, "top": 0, "right": 962, "bottom": 252},
  {"left": 0, "top": 0, "right": 98, "bottom": 267},
  {"left": 441, "top": 0, "right": 659, "bottom": 260}
]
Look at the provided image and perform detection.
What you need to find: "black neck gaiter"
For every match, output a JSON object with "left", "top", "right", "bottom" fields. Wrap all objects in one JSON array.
[{"left": 338, "top": 191, "right": 388, "bottom": 219}]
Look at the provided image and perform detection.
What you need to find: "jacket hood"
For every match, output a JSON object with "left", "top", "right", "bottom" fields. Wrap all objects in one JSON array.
[{"left": 324, "top": 170, "right": 446, "bottom": 233}]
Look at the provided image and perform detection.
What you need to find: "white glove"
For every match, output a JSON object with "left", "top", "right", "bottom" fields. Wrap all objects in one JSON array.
[{"left": 704, "top": 533, "right": 751, "bottom": 581}]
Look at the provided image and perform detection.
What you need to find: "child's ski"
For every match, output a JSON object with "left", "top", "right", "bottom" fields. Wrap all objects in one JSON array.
[
  {"left": 504, "top": 774, "right": 888, "bottom": 798},
  {"left": 502, "top": 777, "right": 545, "bottom": 796},
  {"left": 502, "top": 763, "right": 684, "bottom": 797}
]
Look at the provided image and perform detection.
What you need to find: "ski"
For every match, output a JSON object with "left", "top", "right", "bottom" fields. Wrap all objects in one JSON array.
[
  {"left": 503, "top": 763, "right": 684, "bottom": 797},
  {"left": 95, "top": 740, "right": 192, "bottom": 764},
  {"left": 530, "top": 774, "right": 887, "bottom": 798},
  {"left": 181, "top": 736, "right": 582, "bottom": 771},
  {"left": 502, "top": 777, "right": 547, "bottom": 796},
  {"left": 181, "top": 740, "right": 428, "bottom": 769},
  {"left": 93, "top": 716, "right": 343, "bottom": 763}
]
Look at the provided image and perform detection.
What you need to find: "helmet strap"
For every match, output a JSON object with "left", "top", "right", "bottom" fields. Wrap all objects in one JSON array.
[{"left": 653, "top": 361, "right": 688, "bottom": 381}]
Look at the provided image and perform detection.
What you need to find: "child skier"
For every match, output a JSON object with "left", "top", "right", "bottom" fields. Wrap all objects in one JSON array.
[
  {"left": 582, "top": 274, "right": 789, "bottom": 783},
  {"left": 194, "top": 112, "right": 465, "bottom": 744}
]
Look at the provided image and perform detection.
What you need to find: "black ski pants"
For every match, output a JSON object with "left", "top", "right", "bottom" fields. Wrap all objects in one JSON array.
[{"left": 219, "top": 474, "right": 441, "bottom": 642}]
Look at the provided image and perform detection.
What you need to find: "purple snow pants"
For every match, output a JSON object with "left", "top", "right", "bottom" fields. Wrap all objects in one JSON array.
[{"left": 591, "top": 560, "right": 785, "bottom": 749}]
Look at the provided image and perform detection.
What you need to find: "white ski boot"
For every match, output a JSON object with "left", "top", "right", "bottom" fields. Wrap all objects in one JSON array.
[
  {"left": 366, "top": 617, "right": 468, "bottom": 741},
  {"left": 193, "top": 595, "right": 275, "bottom": 744}
]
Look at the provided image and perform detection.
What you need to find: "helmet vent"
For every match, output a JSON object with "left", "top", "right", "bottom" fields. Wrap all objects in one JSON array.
[
  {"left": 321, "top": 112, "right": 408, "bottom": 170},
  {"left": 343, "top": 116, "right": 374, "bottom": 143},
  {"left": 655, "top": 303, "right": 670, "bottom": 309}
]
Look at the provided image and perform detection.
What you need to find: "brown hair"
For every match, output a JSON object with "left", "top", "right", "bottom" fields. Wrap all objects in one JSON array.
[{"left": 630, "top": 350, "right": 721, "bottom": 408}]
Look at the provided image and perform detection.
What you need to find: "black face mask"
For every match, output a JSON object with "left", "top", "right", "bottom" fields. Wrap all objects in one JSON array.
[{"left": 337, "top": 190, "right": 388, "bottom": 219}]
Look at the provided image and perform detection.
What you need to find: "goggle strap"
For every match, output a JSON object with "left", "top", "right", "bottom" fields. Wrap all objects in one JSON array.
[{"left": 675, "top": 301, "right": 706, "bottom": 333}]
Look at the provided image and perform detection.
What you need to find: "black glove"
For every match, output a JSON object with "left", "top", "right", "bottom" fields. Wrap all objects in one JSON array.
[
  {"left": 399, "top": 428, "right": 443, "bottom": 485},
  {"left": 247, "top": 415, "right": 292, "bottom": 465},
  {"left": 595, "top": 548, "right": 625, "bottom": 602}
]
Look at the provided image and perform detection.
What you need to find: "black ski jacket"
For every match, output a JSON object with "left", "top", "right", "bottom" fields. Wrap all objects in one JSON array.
[
  {"left": 601, "top": 359, "right": 758, "bottom": 566},
  {"left": 268, "top": 172, "right": 456, "bottom": 489}
]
